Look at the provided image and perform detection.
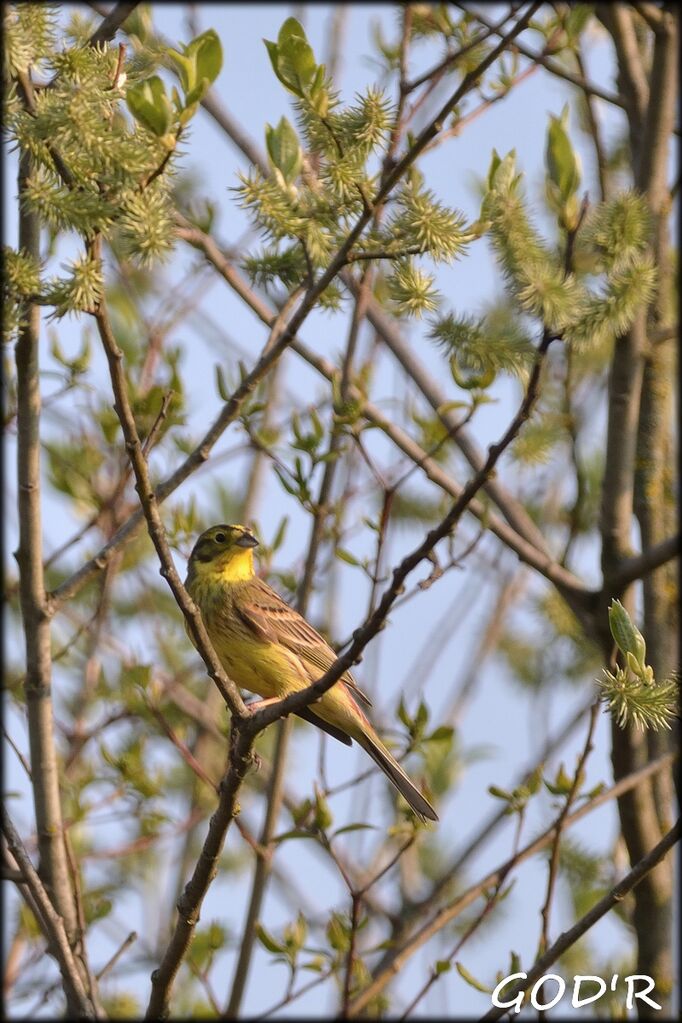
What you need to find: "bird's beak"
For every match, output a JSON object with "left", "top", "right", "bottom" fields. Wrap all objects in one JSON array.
[{"left": 235, "top": 532, "right": 259, "bottom": 549}]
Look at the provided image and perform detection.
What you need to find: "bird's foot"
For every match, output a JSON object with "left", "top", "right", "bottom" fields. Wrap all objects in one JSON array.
[{"left": 245, "top": 697, "right": 281, "bottom": 715}]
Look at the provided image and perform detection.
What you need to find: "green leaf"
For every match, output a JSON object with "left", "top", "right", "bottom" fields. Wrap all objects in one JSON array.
[
  {"left": 190, "top": 921, "right": 227, "bottom": 969},
  {"left": 456, "top": 961, "right": 492, "bottom": 993},
  {"left": 302, "top": 956, "right": 327, "bottom": 972},
  {"left": 397, "top": 697, "right": 412, "bottom": 730},
  {"left": 278, "top": 17, "right": 307, "bottom": 47},
  {"left": 332, "top": 823, "right": 379, "bottom": 838},
  {"left": 415, "top": 699, "right": 429, "bottom": 733},
  {"left": 284, "top": 912, "right": 307, "bottom": 951},
  {"left": 264, "top": 39, "right": 298, "bottom": 96},
  {"left": 271, "top": 516, "right": 289, "bottom": 552},
  {"left": 126, "top": 76, "right": 173, "bottom": 136},
  {"left": 281, "top": 35, "right": 317, "bottom": 89},
  {"left": 273, "top": 828, "right": 318, "bottom": 843},
  {"left": 486, "top": 149, "right": 519, "bottom": 195},
  {"left": 265, "top": 117, "right": 302, "bottom": 185},
  {"left": 183, "top": 79, "right": 211, "bottom": 110},
  {"left": 526, "top": 764, "right": 544, "bottom": 794},
  {"left": 450, "top": 354, "right": 496, "bottom": 390},
  {"left": 167, "top": 49, "right": 196, "bottom": 93},
  {"left": 335, "top": 547, "right": 360, "bottom": 567},
  {"left": 565, "top": 5, "right": 592, "bottom": 42},
  {"left": 545, "top": 106, "right": 581, "bottom": 208},
  {"left": 434, "top": 959, "right": 451, "bottom": 975},
  {"left": 326, "top": 912, "right": 350, "bottom": 952},
  {"left": 608, "top": 599, "right": 646, "bottom": 668},
  {"left": 264, "top": 18, "right": 318, "bottom": 97},
  {"left": 128, "top": 664, "right": 152, "bottom": 688},
  {"left": 313, "top": 792, "right": 333, "bottom": 830},
  {"left": 544, "top": 762, "right": 574, "bottom": 796},
  {"left": 255, "top": 922, "right": 287, "bottom": 954},
  {"left": 192, "top": 29, "right": 223, "bottom": 86},
  {"left": 214, "top": 363, "right": 231, "bottom": 401},
  {"left": 487, "top": 148, "right": 503, "bottom": 190},
  {"left": 427, "top": 725, "right": 454, "bottom": 743}
]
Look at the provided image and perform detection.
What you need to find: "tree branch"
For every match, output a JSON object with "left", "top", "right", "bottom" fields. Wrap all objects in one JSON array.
[
  {"left": 537, "top": 703, "right": 600, "bottom": 956},
  {"left": 598, "top": 9, "right": 678, "bottom": 1008},
  {"left": 607, "top": 532, "right": 680, "bottom": 593},
  {"left": 1, "top": 809, "right": 97, "bottom": 1018},
  {"left": 596, "top": 3, "right": 649, "bottom": 145},
  {"left": 460, "top": 2, "right": 628, "bottom": 111},
  {"left": 223, "top": 719, "right": 290, "bottom": 1017},
  {"left": 144, "top": 725, "right": 255, "bottom": 1019},
  {"left": 175, "top": 221, "right": 595, "bottom": 624},
  {"left": 89, "top": 252, "right": 247, "bottom": 719},
  {"left": 247, "top": 328, "right": 556, "bottom": 735},
  {"left": 88, "top": 1, "right": 139, "bottom": 46},
  {"left": 50, "top": 2, "right": 542, "bottom": 616},
  {"left": 347, "top": 751, "right": 676, "bottom": 1016},
  {"left": 14, "top": 148, "right": 80, "bottom": 957},
  {"left": 480, "top": 818, "right": 680, "bottom": 1021}
]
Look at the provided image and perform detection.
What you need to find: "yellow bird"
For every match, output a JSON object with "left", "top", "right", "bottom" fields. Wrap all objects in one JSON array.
[{"left": 185, "top": 523, "right": 438, "bottom": 822}]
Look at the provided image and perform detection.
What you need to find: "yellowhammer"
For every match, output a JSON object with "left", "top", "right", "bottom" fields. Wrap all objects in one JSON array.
[{"left": 185, "top": 523, "right": 438, "bottom": 822}]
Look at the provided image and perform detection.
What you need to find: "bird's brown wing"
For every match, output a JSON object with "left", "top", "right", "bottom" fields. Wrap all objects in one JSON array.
[{"left": 236, "top": 578, "right": 372, "bottom": 708}]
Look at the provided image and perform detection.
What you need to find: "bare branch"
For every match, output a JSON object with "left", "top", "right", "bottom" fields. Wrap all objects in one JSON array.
[
  {"left": 174, "top": 222, "right": 595, "bottom": 622},
  {"left": 632, "top": 2, "right": 666, "bottom": 33},
  {"left": 88, "top": 1, "right": 139, "bottom": 46},
  {"left": 224, "top": 720, "right": 290, "bottom": 1017},
  {"left": 347, "top": 751, "right": 677, "bottom": 1015},
  {"left": 459, "top": 2, "right": 627, "bottom": 111},
  {"left": 144, "top": 726, "right": 255, "bottom": 1019},
  {"left": 480, "top": 818, "right": 681, "bottom": 1021},
  {"left": 597, "top": 3, "right": 649, "bottom": 139},
  {"left": 1, "top": 809, "right": 96, "bottom": 1018},
  {"left": 607, "top": 532, "right": 680, "bottom": 593},
  {"left": 537, "top": 703, "right": 600, "bottom": 956},
  {"left": 95, "top": 931, "right": 137, "bottom": 982},
  {"left": 248, "top": 328, "right": 556, "bottom": 735},
  {"left": 14, "top": 149, "right": 80, "bottom": 954},
  {"left": 89, "top": 251, "right": 247, "bottom": 719}
]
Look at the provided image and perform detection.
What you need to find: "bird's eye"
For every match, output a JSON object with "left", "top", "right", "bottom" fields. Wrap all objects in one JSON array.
[{"left": 214, "top": 532, "right": 226, "bottom": 544}]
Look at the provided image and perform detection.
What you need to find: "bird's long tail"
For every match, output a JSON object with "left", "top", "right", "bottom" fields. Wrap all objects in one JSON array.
[{"left": 355, "top": 730, "right": 438, "bottom": 822}]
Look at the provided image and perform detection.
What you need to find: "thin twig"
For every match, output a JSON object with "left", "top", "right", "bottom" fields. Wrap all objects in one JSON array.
[
  {"left": 96, "top": 931, "right": 137, "bottom": 981},
  {"left": 144, "top": 726, "right": 254, "bottom": 1019},
  {"left": 248, "top": 325, "right": 556, "bottom": 735},
  {"left": 89, "top": 239, "right": 247, "bottom": 719},
  {"left": 1, "top": 809, "right": 96, "bottom": 1018},
  {"left": 480, "top": 818, "right": 681, "bottom": 1021},
  {"left": 607, "top": 533, "right": 680, "bottom": 593},
  {"left": 63, "top": 830, "right": 101, "bottom": 1010},
  {"left": 223, "top": 718, "right": 290, "bottom": 1017},
  {"left": 172, "top": 226, "right": 594, "bottom": 616},
  {"left": 346, "top": 751, "right": 677, "bottom": 1016},
  {"left": 88, "top": 1, "right": 139, "bottom": 46},
  {"left": 537, "top": 702, "right": 600, "bottom": 956},
  {"left": 456, "top": 2, "right": 627, "bottom": 111}
]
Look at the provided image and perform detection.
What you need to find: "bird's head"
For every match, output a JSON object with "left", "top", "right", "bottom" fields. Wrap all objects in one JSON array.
[{"left": 187, "top": 523, "right": 259, "bottom": 583}]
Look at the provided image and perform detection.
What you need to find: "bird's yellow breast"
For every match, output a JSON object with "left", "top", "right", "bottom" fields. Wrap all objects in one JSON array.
[
  {"left": 187, "top": 574, "right": 366, "bottom": 738},
  {"left": 187, "top": 575, "right": 302, "bottom": 700}
]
